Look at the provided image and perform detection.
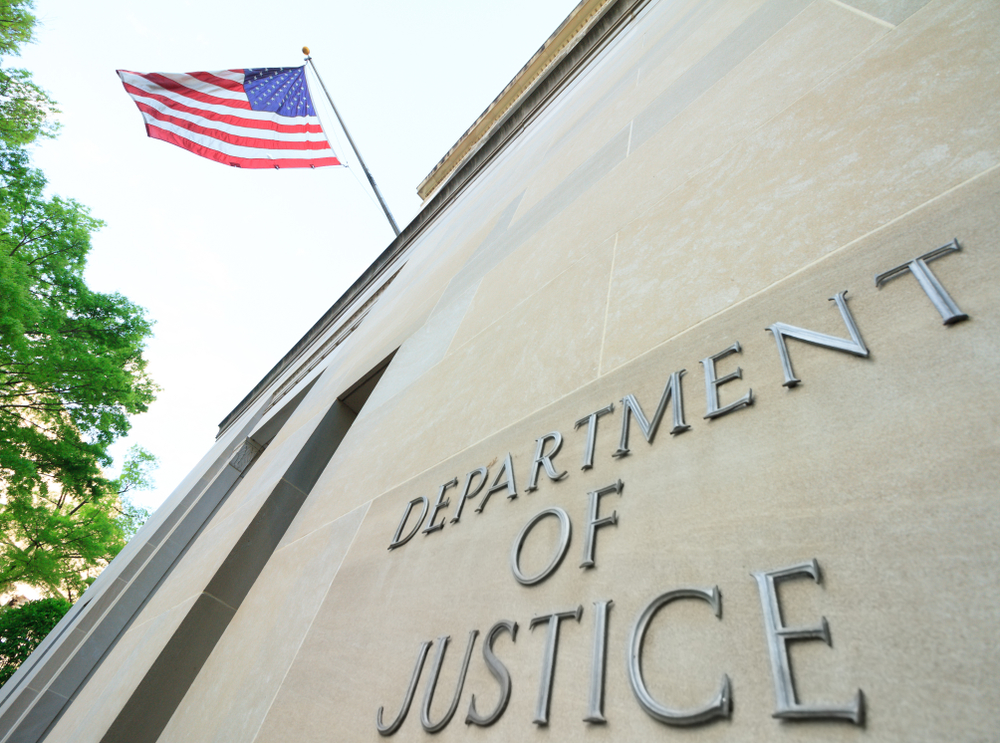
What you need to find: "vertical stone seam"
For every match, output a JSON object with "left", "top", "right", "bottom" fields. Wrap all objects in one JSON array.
[
  {"left": 613, "top": 13, "right": 896, "bottom": 246},
  {"left": 248, "top": 501, "right": 372, "bottom": 743},
  {"left": 598, "top": 232, "right": 619, "bottom": 376}
]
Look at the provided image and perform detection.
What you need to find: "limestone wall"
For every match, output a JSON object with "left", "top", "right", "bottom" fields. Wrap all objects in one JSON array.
[{"left": 26, "top": 1, "right": 1000, "bottom": 741}]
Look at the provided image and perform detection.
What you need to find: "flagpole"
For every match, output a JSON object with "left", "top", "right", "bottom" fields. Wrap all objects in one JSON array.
[{"left": 303, "top": 47, "right": 401, "bottom": 237}]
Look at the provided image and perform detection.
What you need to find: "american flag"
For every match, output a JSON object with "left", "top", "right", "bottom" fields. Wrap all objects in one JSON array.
[{"left": 117, "top": 67, "right": 341, "bottom": 169}]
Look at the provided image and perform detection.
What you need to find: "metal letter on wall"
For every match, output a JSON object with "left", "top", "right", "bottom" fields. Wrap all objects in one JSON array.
[
  {"left": 388, "top": 497, "right": 429, "bottom": 550},
  {"left": 450, "top": 467, "right": 488, "bottom": 524},
  {"left": 627, "top": 587, "right": 731, "bottom": 726},
  {"left": 529, "top": 606, "right": 583, "bottom": 726},
  {"left": 751, "top": 559, "right": 864, "bottom": 723},
  {"left": 526, "top": 432, "right": 569, "bottom": 492},
  {"left": 700, "top": 344, "right": 753, "bottom": 419},
  {"left": 580, "top": 480, "right": 623, "bottom": 569},
  {"left": 614, "top": 371, "right": 690, "bottom": 457},
  {"left": 584, "top": 600, "right": 613, "bottom": 724},
  {"left": 423, "top": 478, "right": 459, "bottom": 534},
  {"left": 575, "top": 403, "right": 614, "bottom": 470},
  {"left": 510, "top": 508, "right": 572, "bottom": 586},
  {"left": 875, "top": 239, "right": 969, "bottom": 324},
  {"left": 376, "top": 640, "right": 432, "bottom": 736},
  {"left": 466, "top": 621, "right": 518, "bottom": 727},
  {"left": 765, "top": 291, "right": 869, "bottom": 388},
  {"left": 420, "top": 630, "right": 479, "bottom": 733},
  {"left": 478, "top": 452, "right": 518, "bottom": 513}
]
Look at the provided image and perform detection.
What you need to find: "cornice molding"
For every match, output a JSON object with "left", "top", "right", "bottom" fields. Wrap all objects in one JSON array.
[{"left": 416, "top": 0, "right": 615, "bottom": 202}]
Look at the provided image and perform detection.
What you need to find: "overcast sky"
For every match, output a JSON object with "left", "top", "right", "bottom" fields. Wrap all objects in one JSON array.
[{"left": 15, "top": 0, "right": 576, "bottom": 512}]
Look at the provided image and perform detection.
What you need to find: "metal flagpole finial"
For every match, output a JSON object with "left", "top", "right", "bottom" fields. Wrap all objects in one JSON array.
[{"left": 302, "top": 46, "right": 310, "bottom": 58}]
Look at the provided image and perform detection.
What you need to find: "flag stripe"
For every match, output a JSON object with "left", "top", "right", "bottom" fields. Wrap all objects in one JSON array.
[
  {"left": 145, "top": 117, "right": 333, "bottom": 160},
  {"left": 147, "top": 124, "right": 340, "bottom": 168},
  {"left": 186, "top": 70, "right": 246, "bottom": 93},
  {"left": 123, "top": 82, "right": 325, "bottom": 135},
  {"left": 118, "top": 67, "right": 341, "bottom": 169},
  {"left": 140, "top": 72, "right": 251, "bottom": 109},
  {"left": 210, "top": 69, "right": 246, "bottom": 83},
  {"left": 151, "top": 71, "right": 252, "bottom": 104},
  {"left": 120, "top": 74, "right": 317, "bottom": 127},
  {"left": 136, "top": 103, "right": 331, "bottom": 150}
]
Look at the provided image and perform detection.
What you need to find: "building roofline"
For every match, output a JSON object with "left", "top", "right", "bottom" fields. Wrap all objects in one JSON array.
[
  {"left": 217, "top": 0, "right": 647, "bottom": 437},
  {"left": 416, "top": 0, "right": 615, "bottom": 202}
]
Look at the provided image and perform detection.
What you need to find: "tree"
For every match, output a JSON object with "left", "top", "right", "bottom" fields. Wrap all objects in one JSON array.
[
  {"left": 111, "top": 445, "right": 156, "bottom": 542},
  {"left": 0, "top": 597, "right": 70, "bottom": 686},
  {"left": 0, "top": 147, "right": 158, "bottom": 601},
  {"left": 0, "top": 0, "right": 34, "bottom": 55},
  {"left": 0, "top": 0, "right": 158, "bottom": 601},
  {"left": 0, "top": 1, "right": 57, "bottom": 146}
]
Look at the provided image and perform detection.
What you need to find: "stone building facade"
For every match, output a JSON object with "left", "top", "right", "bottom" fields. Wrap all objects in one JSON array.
[{"left": 0, "top": 0, "right": 997, "bottom": 741}]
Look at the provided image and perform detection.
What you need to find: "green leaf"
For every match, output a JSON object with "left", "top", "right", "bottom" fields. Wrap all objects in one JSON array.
[{"left": 0, "top": 597, "right": 71, "bottom": 686}]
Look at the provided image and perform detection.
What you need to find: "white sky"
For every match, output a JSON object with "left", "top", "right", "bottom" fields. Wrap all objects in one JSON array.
[{"left": 14, "top": 0, "right": 576, "bottom": 512}]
